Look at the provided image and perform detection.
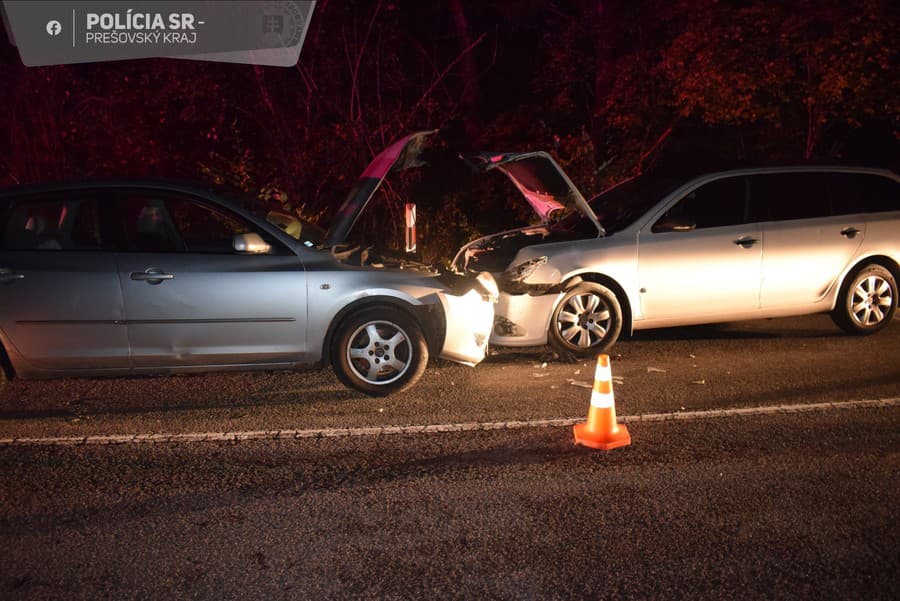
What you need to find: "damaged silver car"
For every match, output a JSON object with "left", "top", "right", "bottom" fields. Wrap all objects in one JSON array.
[
  {"left": 452, "top": 159, "right": 899, "bottom": 357},
  {"left": 0, "top": 132, "right": 496, "bottom": 395}
]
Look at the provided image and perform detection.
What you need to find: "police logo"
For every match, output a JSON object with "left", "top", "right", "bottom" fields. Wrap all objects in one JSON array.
[{"left": 260, "top": 2, "right": 305, "bottom": 47}]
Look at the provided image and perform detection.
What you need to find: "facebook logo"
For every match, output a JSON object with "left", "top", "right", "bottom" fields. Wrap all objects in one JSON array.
[{"left": 45, "top": 20, "right": 62, "bottom": 36}]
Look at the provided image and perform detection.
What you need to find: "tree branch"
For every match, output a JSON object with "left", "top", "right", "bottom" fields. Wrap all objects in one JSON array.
[
  {"left": 406, "top": 32, "right": 487, "bottom": 126},
  {"left": 638, "top": 118, "right": 678, "bottom": 173}
]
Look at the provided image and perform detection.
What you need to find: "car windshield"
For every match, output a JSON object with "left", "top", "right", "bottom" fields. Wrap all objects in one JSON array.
[{"left": 555, "top": 176, "right": 688, "bottom": 235}]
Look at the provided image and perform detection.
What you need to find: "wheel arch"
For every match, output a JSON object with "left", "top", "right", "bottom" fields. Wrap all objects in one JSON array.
[
  {"left": 321, "top": 296, "right": 444, "bottom": 365},
  {"left": 834, "top": 255, "right": 900, "bottom": 310},
  {"left": 564, "top": 272, "right": 634, "bottom": 336}
]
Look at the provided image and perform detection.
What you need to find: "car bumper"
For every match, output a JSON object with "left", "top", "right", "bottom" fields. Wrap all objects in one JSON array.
[
  {"left": 489, "top": 291, "right": 560, "bottom": 347},
  {"left": 437, "top": 288, "right": 494, "bottom": 365}
]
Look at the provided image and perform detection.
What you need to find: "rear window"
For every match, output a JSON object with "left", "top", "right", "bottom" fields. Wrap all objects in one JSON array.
[
  {"left": 826, "top": 173, "right": 900, "bottom": 215},
  {"left": 0, "top": 195, "right": 102, "bottom": 251},
  {"left": 747, "top": 173, "right": 831, "bottom": 222},
  {"left": 745, "top": 171, "right": 899, "bottom": 221}
]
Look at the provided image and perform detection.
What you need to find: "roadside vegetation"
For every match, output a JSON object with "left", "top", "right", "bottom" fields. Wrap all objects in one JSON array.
[{"left": 0, "top": 0, "right": 896, "bottom": 262}]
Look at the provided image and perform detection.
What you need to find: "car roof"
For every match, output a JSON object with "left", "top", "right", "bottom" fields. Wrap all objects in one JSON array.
[
  {"left": 0, "top": 179, "right": 247, "bottom": 209},
  {"left": 649, "top": 163, "right": 899, "bottom": 181}
]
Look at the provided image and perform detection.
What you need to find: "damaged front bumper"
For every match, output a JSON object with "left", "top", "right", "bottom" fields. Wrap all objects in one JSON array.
[
  {"left": 435, "top": 272, "right": 497, "bottom": 365},
  {"left": 489, "top": 273, "right": 591, "bottom": 346},
  {"left": 489, "top": 290, "right": 562, "bottom": 347}
]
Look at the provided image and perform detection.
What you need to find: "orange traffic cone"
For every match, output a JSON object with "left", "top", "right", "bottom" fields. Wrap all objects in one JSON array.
[{"left": 573, "top": 354, "right": 631, "bottom": 450}]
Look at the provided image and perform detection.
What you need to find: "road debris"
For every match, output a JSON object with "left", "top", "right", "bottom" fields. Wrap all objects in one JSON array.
[
  {"left": 647, "top": 366, "right": 667, "bottom": 373},
  {"left": 691, "top": 379, "right": 706, "bottom": 385},
  {"left": 566, "top": 379, "right": 593, "bottom": 389}
]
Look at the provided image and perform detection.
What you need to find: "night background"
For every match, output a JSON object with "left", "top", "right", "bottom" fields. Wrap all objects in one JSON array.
[
  {"left": 1, "top": 3, "right": 900, "bottom": 595},
  {"left": 1, "top": 0, "right": 897, "bottom": 262}
]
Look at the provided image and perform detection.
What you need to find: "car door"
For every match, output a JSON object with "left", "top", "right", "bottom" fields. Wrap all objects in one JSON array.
[
  {"left": 0, "top": 190, "right": 129, "bottom": 370},
  {"left": 637, "top": 175, "right": 762, "bottom": 322},
  {"left": 751, "top": 172, "right": 866, "bottom": 309},
  {"left": 111, "top": 188, "right": 308, "bottom": 369}
]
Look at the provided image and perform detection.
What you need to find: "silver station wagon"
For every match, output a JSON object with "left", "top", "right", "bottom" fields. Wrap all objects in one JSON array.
[
  {"left": 453, "top": 164, "right": 899, "bottom": 357},
  {"left": 0, "top": 134, "right": 498, "bottom": 395}
]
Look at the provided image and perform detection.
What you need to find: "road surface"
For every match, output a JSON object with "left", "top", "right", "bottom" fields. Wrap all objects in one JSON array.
[{"left": 1, "top": 315, "right": 898, "bottom": 598}]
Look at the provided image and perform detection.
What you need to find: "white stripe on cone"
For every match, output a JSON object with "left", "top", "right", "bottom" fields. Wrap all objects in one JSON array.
[{"left": 589, "top": 356, "right": 615, "bottom": 408}]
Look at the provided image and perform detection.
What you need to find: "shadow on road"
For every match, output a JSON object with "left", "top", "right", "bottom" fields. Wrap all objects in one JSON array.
[
  {"left": 0, "top": 371, "right": 363, "bottom": 421},
  {"left": 485, "top": 316, "right": 847, "bottom": 364}
]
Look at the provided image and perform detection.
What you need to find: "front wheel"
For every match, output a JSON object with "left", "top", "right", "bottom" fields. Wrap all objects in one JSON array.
[
  {"left": 831, "top": 264, "right": 897, "bottom": 335},
  {"left": 331, "top": 306, "right": 428, "bottom": 396},
  {"left": 548, "top": 282, "right": 623, "bottom": 358}
]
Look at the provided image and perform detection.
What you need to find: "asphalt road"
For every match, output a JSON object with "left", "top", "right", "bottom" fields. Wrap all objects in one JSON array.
[
  {"left": 1, "top": 314, "right": 898, "bottom": 438},
  {"left": 1, "top": 315, "right": 898, "bottom": 598}
]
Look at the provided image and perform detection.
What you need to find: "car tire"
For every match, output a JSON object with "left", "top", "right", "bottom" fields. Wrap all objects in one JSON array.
[
  {"left": 831, "top": 264, "right": 897, "bottom": 335},
  {"left": 331, "top": 306, "right": 429, "bottom": 396},
  {"left": 548, "top": 282, "right": 623, "bottom": 358}
]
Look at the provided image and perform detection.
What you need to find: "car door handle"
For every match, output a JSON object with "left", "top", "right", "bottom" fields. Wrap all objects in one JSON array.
[
  {"left": 733, "top": 237, "right": 759, "bottom": 249},
  {"left": 130, "top": 269, "right": 174, "bottom": 284},
  {"left": 841, "top": 227, "right": 861, "bottom": 239},
  {"left": 0, "top": 268, "right": 24, "bottom": 284}
]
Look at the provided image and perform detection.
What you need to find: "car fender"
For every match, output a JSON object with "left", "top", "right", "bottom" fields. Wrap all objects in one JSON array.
[
  {"left": 308, "top": 277, "right": 443, "bottom": 364},
  {"left": 515, "top": 235, "right": 642, "bottom": 322},
  {"left": 829, "top": 252, "right": 900, "bottom": 311}
]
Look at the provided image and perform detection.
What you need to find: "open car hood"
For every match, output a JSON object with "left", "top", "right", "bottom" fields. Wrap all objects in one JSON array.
[
  {"left": 463, "top": 152, "right": 604, "bottom": 236},
  {"left": 324, "top": 131, "right": 434, "bottom": 247}
]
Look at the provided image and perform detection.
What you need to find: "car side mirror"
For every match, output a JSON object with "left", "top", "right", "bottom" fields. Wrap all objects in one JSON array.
[
  {"left": 233, "top": 232, "right": 272, "bottom": 254},
  {"left": 652, "top": 217, "right": 697, "bottom": 233}
]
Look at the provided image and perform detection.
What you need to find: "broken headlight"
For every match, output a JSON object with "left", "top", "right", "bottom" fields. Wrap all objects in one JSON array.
[{"left": 500, "top": 256, "right": 548, "bottom": 284}]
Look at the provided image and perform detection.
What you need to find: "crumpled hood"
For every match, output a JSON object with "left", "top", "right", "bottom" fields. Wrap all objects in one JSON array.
[{"left": 324, "top": 131, "right": 434, "bottom": 247}]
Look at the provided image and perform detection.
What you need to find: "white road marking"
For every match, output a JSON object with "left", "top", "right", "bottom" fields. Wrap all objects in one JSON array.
[{"left": 0, "top": 397, "right": 897, "bottom": 447}]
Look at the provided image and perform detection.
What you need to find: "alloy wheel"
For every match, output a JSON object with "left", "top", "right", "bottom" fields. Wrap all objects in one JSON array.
[
  {"left": 850, "top": 274, "right": 893, "bottom": 327},
  {"left": 556, "top": 292, "right": 612, "bottom": 349},
  {"left": 346, "top": 320, "right": 412, "bottom": 385}
]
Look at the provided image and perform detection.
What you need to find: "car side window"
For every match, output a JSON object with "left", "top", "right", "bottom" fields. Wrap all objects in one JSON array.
[
  {"left": 167, "top": 197, "right": 251, "bottom": 253},
  {"left": 652, "top": 176, "right": 747, "bottom": 232},
  {"left": 116, "top": 193, "right": 183, "bottom": 252},
  {"left": 747, "top": 173, "right": 830, "bottom": 222},
  {"left": 113, "top": 190, "right": 287, "bottom": 255},
  {"left": 0, "top": 195, "right": 103, "bottom": 251},
  {"left": 827, "top": 173, "right": 900, "bottom": 215}
]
